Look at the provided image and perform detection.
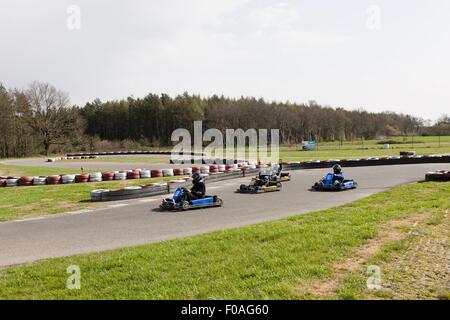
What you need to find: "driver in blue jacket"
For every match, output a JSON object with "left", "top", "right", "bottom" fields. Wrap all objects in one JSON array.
[{"left": 332, "top": 164, "right": 345, "bottom": 184}]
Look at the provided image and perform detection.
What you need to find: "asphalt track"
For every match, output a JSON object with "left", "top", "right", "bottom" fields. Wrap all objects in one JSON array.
[
  {"left": 0, "top": 163, "right": 446, "bottom": 266},
  {"left": 3, "top": 155, "right": 189, "bottom": 171}
]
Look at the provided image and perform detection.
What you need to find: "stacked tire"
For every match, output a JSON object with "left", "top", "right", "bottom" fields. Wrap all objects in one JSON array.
[
  {"left": 114, "top": 172, "right": 127, "bottom": 180},
  {"left": 127, "top": 170, "right": 140, "bottom": 179},
  {"left": 33, "top": 176, "right": 47, "bottom": 186},
  {"left": 91, "top": 189, "right": 109, "bottom": 202},
  {"left": 173, "top": 168, "right": 184, "bottom": 176},
  {"left": 75, "top": 174, "right": 89, "bottom": 183},
  {"left": 162, "top": 169, "right": 174, "bottom": 177},
  {"left": 46, "top": 175, "right": 61, "bottom": 185},
  {"left": 140, "top": 170, "right": 151, "bottom": 179},
  {"left": 6, "top": 178, "right": 18, "bottom": 187},
  {"left": 61, "top": 174, "right": 76, "bottom": 184},
  {"left": 101, "top": 172, "right": 114, "bottom": 181},
  {"left": 425, "top": 170, "right": 450, "bottom": 182},
  {"left": 209, "top": 165, "right": 219, "bottom": 173},
  {"left": 18, "top": 176, "right": 33, "bottom": 186},
  {"left": 183, "top": 168, "right": 193, "bottom": 175},
  {"left": 151, "top": 170, "right": 163, "bottom": 178},
  {"left": 200, "top": 166, "right": 210, "bottom": 174},
  {"left": 89, "top": 172, "right": 102, "bottom": 182},
  {"left": 0, "top": 178, "right": 6, "bottom": 187}
]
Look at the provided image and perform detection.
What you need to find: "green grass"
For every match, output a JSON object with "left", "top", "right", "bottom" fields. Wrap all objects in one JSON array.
[
  {"left": 1, "top": 181, "right": 449, "bottom": 299},
  {"left": 0, "top": 163, "right": 95, "bottom": 177},
  {"left": 0, "top": 175, "right": 182, "bottom": 221}
]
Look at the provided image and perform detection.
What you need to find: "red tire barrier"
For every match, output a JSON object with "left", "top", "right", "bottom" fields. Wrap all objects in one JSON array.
[
  {"left": 127, "top": 170, "right": 140, "bottom": 179},
  {"left": 75, "top": 174, "right": 89, "bottom": 183},
  {"left": 192, "top": 167, "right": 200, "bottom": 173},
  {"left": 151, "top": 169, "right": 163, "bottom": 178},
  {"left": 46, "top": 175, "right": 61, "bottom": 185},
  {"left": 209, "top": 165, "right": 219, "bottom": 173},
  {"left": 18, "top": 176, "right": 33, "bottom": 186},
  {"left": 0, "top": 179, "right": 6, "bottom": 187},
  {"left": 102, "top": 172, "right": 114, "bottom": 181},
  {"left": 173, "top": 168, "right": 184, "bottom": 176}
]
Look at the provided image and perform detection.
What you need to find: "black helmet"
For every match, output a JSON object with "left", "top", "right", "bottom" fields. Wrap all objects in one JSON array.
[
  {"left": 332, "top": 164, "right": 342, "bottom": 174},
  {"left": 192, "top": 172, "right": 202, "bottom": 183}
]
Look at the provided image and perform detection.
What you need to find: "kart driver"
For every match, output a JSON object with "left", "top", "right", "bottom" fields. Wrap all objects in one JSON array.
[
  {"left": 184, "top": 172, "right": 206, "bottom": 201},
  {"left": 332, "top": 164, "right": 345, "bottom": 184}
]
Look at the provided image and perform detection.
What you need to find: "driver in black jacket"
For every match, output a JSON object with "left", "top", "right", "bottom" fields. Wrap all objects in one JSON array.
[{"left": 184, "top": 172, "right": 205, "bottom": 201}]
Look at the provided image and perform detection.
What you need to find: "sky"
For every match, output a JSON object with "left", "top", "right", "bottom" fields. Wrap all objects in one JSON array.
[{"left": 1, "top": 0, "right": 449, "bottom": 121}]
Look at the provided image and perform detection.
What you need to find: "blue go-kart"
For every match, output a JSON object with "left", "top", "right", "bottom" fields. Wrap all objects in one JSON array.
[
  {"left": 160, "top": 187, "right": 223, "bottom": 211},
  {"left": 312, "top": 172, "right": 357, "bottom": 191}
]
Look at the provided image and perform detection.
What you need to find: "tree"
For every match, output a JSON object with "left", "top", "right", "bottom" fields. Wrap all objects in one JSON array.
[{"left": 24, "top": 81, "right": 79, "bottom": 155}]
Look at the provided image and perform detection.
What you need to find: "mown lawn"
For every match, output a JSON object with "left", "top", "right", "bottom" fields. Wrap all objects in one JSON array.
[
  {"left": 0, "top": 163, "right": 94, "bottom": 177},
  {"left": 1, "top": 181, "right": 449, "bottom": 299},
  {"left": 0, "top": 175, "right": 182, "bottom": 221}
]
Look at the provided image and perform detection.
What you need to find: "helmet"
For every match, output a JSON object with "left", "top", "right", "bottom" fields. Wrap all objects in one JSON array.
[
  {"left": 192, "top": 172, "right": 202, "bottom": 183},
  {"left": 332, "top": 164, "right": 342, "bottom": 174}
]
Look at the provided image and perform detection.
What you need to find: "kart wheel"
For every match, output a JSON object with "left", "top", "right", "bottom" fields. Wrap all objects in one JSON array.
[
  {"left": 181, "top": 201, "right": 190, "bottom": 211},
  {"left": 215, "top": 198, "right": 223, "bottom": 206}
]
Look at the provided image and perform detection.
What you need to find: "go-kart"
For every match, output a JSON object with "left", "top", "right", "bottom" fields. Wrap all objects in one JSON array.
[
  {"left": 237, "top": 176, "right": 282, "bottom": 194},
  {"left": 312, "top": 172, "right": 357, "bottom": 191},
  {"left": 277, "top": 172, "right": 291, "bottom": 182},
  {"left": 258, "top": 168, "right": 291, "bottom": 182},
  {"left": 160, "top": 187, "right": 223, "bottom": 211}
]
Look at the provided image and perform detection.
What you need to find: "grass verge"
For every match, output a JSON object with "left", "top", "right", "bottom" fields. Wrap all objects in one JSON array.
[
  {"left": 0, "top": 181, "right": 449, "bottom": 299},
  {"left": 0, "top": 175, "right": 181, "bottom": 221}
]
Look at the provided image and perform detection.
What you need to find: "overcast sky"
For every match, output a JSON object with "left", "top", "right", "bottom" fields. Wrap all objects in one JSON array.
[{"left": 1, "top": 0, "right": 449, "bottom": 121}]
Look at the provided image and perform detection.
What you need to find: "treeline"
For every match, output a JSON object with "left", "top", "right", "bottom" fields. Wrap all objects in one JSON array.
[
  {"left": 0, "top": 82, "right": 84, "bottom": 158},
  {"left": 1, "top": 81, "right": 449, "bottom": 158},
  {"left": 82, "top": 93, "right": 423, "bottom": 145}
]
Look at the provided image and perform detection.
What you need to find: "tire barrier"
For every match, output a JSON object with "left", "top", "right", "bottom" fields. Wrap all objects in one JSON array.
[
  {"left": 6, "top": 178, "right": 19, "bottom": 187},
  {"left": 126, "top": 170, "right": 141, "bottom": 180},
  {"left": 101, "top": 172, "right": 114, "bottom": 181},
  {"left": 46, "top": 175, "right": 61, "bottom": 185},
  {"left": 140, "top": 170, "right": 151, "bottom": 179},
  {"left": 0, "top": 178, "right": 6, "bottom": 187},
  {"left": 61, "top": 174, "right": 76, "bottom": 184},
  {"left": 151, "top": 169, "right": 163, "bottom": 178},
  {"left": 173, "top": 168, "right": 184, "bottom": 176},
  {"left": 283, "top": 155, "right": 450, "bottom": 170},
  {"left": 209, "top": 165, "right": 219, "bottom": 173},
  {"left": 183, "top": 167, "right": 193, "bottom": 175},
  {"left": 218, "top": 164, "right": 226, "bottom": 172},
  {"left": 92, "top": 184, "right": 169, "bottom": 202},
  {"left": 18, "top": 176, "right": 33, "bottom": 186},
  {"left": 200, "top": 166, "right": 210, "bottom": 174},
  {"left": 75, "top": 174, "right": 90, "bottom": 183},
  {"left": 89, "top": 172, "right": 103, "bottom": 182},
  {"left": 33, "top": 177, "right": 47, "bottom": 186},
  {"left": 192, "top": 167, "right": 200, "bottom": 173},
  {"left": 162, "top": 169, "right": 174, "bottom": 177},
  {"left": 114, "top": 172, "right": 127, "bottom": 180},
  {"left": 425, "top": 170, "right": 450, "bottom": 182}
]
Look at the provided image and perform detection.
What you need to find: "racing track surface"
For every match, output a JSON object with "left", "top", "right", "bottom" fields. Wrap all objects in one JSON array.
[
  {"left": 0, "top": 164, "right": 446, "bottom": 266},
  {"left": 3, "top": 155, "right": 193, "bottom": 171}
]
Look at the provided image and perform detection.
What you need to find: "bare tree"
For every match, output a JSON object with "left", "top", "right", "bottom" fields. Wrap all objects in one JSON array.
[{"left": 25, "top": 81, "right": 77, "bottom": 155}]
